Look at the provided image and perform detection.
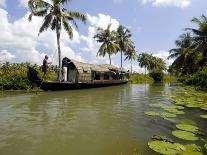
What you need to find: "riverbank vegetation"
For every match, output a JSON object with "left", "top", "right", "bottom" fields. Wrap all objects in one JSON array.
[
  {"left": 0, "top": 62, "right": 56, "bottom": 90},
  {"left": 168, "top": 15, "right": 207, "bottom": 90}
]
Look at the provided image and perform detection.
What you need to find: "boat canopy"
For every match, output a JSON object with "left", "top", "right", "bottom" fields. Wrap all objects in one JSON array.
[{"left": 66, "top": 58, "right": 127, "bottom": 74}]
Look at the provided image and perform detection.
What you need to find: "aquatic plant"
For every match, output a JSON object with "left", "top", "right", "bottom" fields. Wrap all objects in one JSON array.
[
  {"left": 160, "top": 112, "right": 176, "bottom": 118},
  {"left": 148, "top": 135, "right": 202, "bottom": 155},
  {"left": 144, "top": 111, "right": 160, "bottom": 116},
  {"left": 172, "top": 130, "right": 199, "bottom": 141},
  {"left": 200, "top": 115, "right": 207, "bottom": 119},
  {"left": 176, "top": 124, "right": 199, "bottom": 133}
]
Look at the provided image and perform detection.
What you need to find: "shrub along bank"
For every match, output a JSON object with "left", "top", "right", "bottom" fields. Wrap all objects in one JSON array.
[
  {"left": 129, "top": 73, "right": 177, "bottom": 84},
  {"left": 0, "top": 63, "right": 57, "bottom": 90}
]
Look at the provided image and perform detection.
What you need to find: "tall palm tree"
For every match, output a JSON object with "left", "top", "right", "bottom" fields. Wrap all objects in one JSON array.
[
  {"left": 168, "top": 33, "right": 194, "bottom": 74},
  {"left": 28, "top": 0, "right": 86, "bottom": 80},
  {"left": 116, "top": 25, "right": 132, "bottom": 68},
  {"left": 94, "top": 24, "right": 119, "bottom": 64},
  {"left": 124, "top": 43, "right": 137, "bottom": 73},
  {"left": 187, "top": 15, "right": 207, "bottom": 67}
]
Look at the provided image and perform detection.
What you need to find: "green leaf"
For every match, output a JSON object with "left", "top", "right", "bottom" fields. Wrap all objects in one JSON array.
[
  {"left": 172, "top": 130, "right": 199, "bottom": 141},
  {"left": 176, "top": 124, "right": 199, "bottom": 133},
  {"left": 200, "top": 115, "right": 207, "bottom": 119},
  {"left": 144, "top": 111, "right": 160, "bottom": 116}
]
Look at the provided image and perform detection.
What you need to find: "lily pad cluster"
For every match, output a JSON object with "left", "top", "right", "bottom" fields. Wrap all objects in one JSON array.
[
  {"left": 148, "top": 135, "right": 202, "bottom": 155},
  {"left": 145, "top": 103, "right": 185, "bottom": 121},
  {"left": 169, "top": 87, "right": 207, "bottom": 111},
  {"left": 172, "top": 124, "right": 204, "bottom": 141}
]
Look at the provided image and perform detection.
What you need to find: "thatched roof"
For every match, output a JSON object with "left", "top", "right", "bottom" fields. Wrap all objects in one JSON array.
[{"left": 69, "top": 59, "right": 127, "bottom": 73}]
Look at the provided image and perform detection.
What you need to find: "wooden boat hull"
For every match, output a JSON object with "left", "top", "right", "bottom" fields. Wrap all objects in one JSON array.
[{"left": 34, "top": 80, "right": 128, "bottom": 91}]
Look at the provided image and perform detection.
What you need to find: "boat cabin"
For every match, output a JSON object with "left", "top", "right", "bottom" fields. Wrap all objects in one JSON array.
[{"left": 63, "top": 58, "right": 129, "bottom": 83}]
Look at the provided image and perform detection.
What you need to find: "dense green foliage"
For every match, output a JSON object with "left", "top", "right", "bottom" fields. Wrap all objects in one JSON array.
[
  {"left": 137, "top": 53, "right": 166, "bottom": 75},
  {"left": 0, "top": 63, "right": 57, "bottom": 90},
  {"left": 178, "top": 67, "right": 207, "bottom": 90},
  {"left": 169, "top": 14, "right": 207, "bottom": 89},
  {"left": 129, "top": 73, "right": 154, "bottom": 83},
  {"left": 149, "top": 69, "right": 164, "bottom": 82},
  {"left": 129, "top": 73, "right": 176, "bottom": 83}
]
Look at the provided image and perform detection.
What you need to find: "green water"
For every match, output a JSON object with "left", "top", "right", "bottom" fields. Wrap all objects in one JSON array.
[{"left": 0, "top": 84, "right": 206, "bottom": 155}]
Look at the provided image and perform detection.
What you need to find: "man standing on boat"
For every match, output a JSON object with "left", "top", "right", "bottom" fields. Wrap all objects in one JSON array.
[{"left": 42, "top": 55, "right": 51, "bottom": 80}]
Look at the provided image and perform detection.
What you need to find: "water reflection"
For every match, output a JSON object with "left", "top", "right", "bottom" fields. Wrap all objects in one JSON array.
[{"left": 0, "top": 84, "right": 206, "bottom": 155}]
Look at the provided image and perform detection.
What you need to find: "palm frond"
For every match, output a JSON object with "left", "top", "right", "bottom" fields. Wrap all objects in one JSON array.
[
  {"left": 62, "top": 19, "right": 73, "bottom": 39},
  {"left": 67, "top": 11, "right": 86, "bottom": 23},
  {"left": 38, "top": 13, "right": 52, "bottom": 35}
]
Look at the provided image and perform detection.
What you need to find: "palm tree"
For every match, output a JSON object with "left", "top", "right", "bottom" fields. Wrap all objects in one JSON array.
[
  {"left": 124, "top": 43, "right": 137, "bottom": 73},
  {"left": 137, "top": 53, "right": 151, "bottom": 75},
  {"left": 116, "top": 25, "right": 132, "bottom": 68},
  {"left": 94, "top": 24, "right": 119, "bottom": 64},
  {"left": 168, "top": 33, "right": 194, "bottom": 74},
  {"left": 28, "top": 0, "right": 86, "bottom": 80},
  {"left": 187, "top": 15, "right": 207, "bottom": 67}
]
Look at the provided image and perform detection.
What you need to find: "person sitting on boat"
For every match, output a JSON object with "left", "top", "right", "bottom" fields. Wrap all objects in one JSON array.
[{"left": 42, "top": 55, "right": 51, "bottom": 80}]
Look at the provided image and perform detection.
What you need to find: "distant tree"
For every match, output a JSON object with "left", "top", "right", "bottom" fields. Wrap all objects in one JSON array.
[
  {"left": 94, "top": 24, "right": 119, "bottom": 64},
  {"left": 124, "top": 43, "right": 137, "bottom": 73},
  {"left": 137, "top": 53, "right": 152, "bottom": 75},
  {"left": 28, "top": 0, "right": 86, "bottom": 80},
  {"left": 138, "top": 53, "right": 166, "bottom": 74},
  {"left": 116, "top": 25, "right": 132, "bottom": 68}
]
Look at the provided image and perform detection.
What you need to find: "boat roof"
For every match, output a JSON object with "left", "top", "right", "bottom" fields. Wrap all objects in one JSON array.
[{"left": 67, "top": 58, "right": 127, "bottom": 73}]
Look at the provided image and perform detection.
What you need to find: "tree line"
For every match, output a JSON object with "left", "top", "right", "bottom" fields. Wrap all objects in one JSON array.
[
  {"left": 28, "top": 0, "right": 167, "bottom": 77},
  {"left": 168, "top": 15, "right": 207, "bottom": 89}
]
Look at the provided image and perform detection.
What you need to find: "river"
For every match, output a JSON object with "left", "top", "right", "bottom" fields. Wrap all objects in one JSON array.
[{"left": 0, "top": 84, "right": 206, "bottom": 155}]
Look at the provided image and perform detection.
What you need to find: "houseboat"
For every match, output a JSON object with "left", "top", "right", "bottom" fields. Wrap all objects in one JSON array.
[{"left": 28, "top": 58, "right": 129, "bottom": 91}]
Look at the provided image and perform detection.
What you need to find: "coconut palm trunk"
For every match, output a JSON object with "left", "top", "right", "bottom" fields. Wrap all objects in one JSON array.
[
  {"left": 121, "top": 50, "right": 123, "bottom": 68},
  {"left": 109, "top": 54, "right": 111, "bottom": 64},
  {"left": 56, "top": 20, "right": 62, "bottom": 81},
  {"left": 130, "top": 58, "right": 132, "bottom": 73}
]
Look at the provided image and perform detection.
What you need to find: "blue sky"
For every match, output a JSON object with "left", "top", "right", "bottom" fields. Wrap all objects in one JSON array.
[{"left": 0, "top": 0, "right": 207, "bottom": 72}]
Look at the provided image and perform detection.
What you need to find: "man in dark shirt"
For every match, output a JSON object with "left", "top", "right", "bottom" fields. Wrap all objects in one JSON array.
[{"left": 42, "top": 55, "right": 50, "bottom": 80}]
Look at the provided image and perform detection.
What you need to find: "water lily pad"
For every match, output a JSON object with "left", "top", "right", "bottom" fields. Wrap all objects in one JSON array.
[
  {"left": 144, "top": 111, "right": 160, "bottom": 116},
  {"left": 149, "top": 103, "right": 166, "bottom": 108},
  {"left": 185, "top": 104, "right": 199, "bottom": 108},
  {"left": 172, "top": 130, "right": 199, "bottom": 141},
  {"left": 200, "top": 115, "right": 207, "bottom": 119},
  {"left": 148, "top": 141, "right": 185, "bottom": 155},
  {"left": 176, "top": 124, "right": 199, "bottom": 133},
  {"left": 152, "top": 135, "right": 174, "bottom": 143},
  {"left": 183, "top": 144, "right": 202, "bottom": 155},
  {"left": 161, "top": 112, "right": 176, "bottom": 118},
  {"left": 179, "top": 119, "right": 197, "bottom": 126},
  {"left": 163, "top": 108, "right": 185, "bottom": 115}
]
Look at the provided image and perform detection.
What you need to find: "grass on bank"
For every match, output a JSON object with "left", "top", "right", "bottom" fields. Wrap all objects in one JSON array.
[{"left": 129, "top": 73, "right": 177, "bottom": 84}]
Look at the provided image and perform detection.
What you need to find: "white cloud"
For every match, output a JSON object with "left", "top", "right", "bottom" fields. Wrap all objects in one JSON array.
[
  {"left": 0, "top": 7, "right": 124, "bottom": 69},
  {"left": 80, "top": 14, "right": 120, "bottom": 64},
  {"left": 0, "top": 50, "right": 15, "bottom": 62},
  {"left": 142, "top": 0, "right": 191, "bottom": 8},
  {"left": 0, "top": 8, "right": 83, "bottom": 64},
  {"left": 153, "top": 50, "right": 173, "bottom": 66},
  {"left": 18, "top": 0, "right": 28, "bottom": 8},
  {"left": 0, "top": 0, "right": 6, "bottom": 8}
]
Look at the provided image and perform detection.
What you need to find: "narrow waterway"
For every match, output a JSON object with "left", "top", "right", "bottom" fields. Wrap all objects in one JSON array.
[{"left": 0, "top": 84, "right": 206, "bottom": 155}]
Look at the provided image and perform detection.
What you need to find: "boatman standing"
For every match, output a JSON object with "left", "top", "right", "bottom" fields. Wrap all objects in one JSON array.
[{"left": 42, "top": 55, "right": 51, "bottom": 80}]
